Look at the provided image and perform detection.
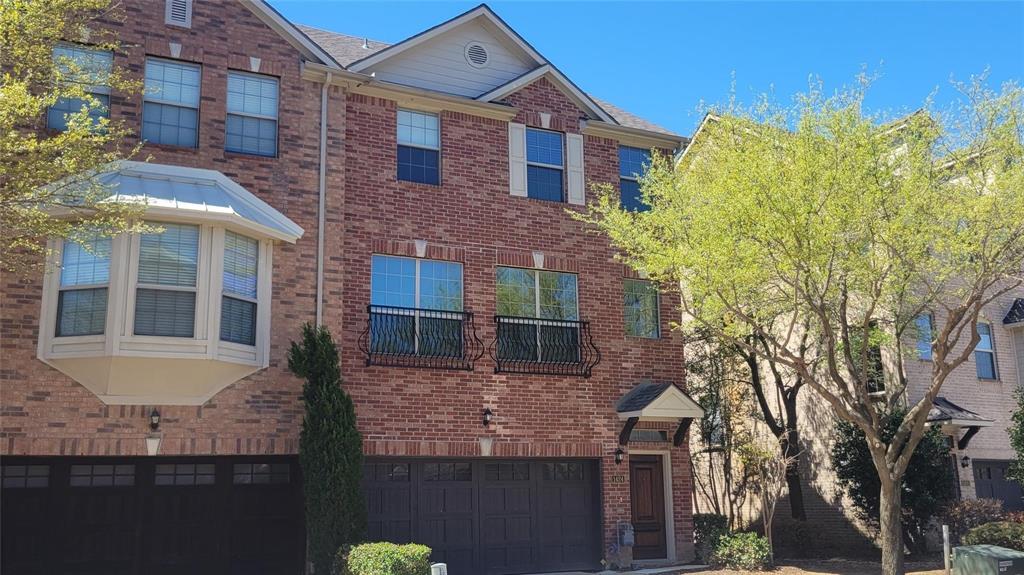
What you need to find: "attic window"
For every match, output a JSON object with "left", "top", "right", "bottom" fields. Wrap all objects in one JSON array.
[
  {"left": 165, "top": 0, "right": 192, "bottom": 28},
  {"left": 464, "top": 42, "right": 489, "bottom": 68}
]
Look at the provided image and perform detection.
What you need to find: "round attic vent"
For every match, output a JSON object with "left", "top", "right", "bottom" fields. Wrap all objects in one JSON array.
[{"left": 465, "top": 42, "right": 489, "bottom": 68}]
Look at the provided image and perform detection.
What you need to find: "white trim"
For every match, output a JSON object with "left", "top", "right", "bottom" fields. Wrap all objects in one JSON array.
[
  {"left": 477, "top": 65, "right": 616, "bottom": 124},
  {"left": 508, "top": 122, "right": 527, "bottom": 197},
  {"left": 675, "top": 113, "right": 720, "bottom": 165},
  {"left": 618, "top": 385, "right": 705, "bottom": 421},
  {"left": 629, "top": 449, "right": 676, "bottom": 563},
  {"left": 348, "top": 5, "right": 545, "bottom": 73},
  {"left": 566, "top": 132, "right": 585, "bottom": 205}
]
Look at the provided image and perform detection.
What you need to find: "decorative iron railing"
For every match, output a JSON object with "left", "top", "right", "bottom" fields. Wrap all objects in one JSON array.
[
  {"left": 488, "top": 316, "right": 601, "bottom": 377},
  {"left": 358, "top": 305, "right": 484, "bottom": 370}
]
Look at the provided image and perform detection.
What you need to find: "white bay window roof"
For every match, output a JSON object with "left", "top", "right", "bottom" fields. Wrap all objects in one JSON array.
[{"left": 38, "top": 162, "right": 303, "bottom": 405}]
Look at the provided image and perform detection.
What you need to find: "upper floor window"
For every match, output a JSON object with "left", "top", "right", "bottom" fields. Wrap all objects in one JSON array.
[
  {"left": 56, "top": 236, "right": 111, "bottom": 337},
  {"left": 526, "top": 128, "right": 564, "bottom": 202},
  {"left": 221, "top": 231, "right": 259, "bottom": 345},
  {"left": 397, "top": 109, "right": 440, "bottom": 185},
  {"left": 48, "top": 44, "right": 112, "bottom": 132},
  {"left": 226, "top": 71, "right": 278, "bottom": 157},
  {"left": 369, "top": 255, "right": 464, "bottom": 357},
  {"left": 624, "top": 279, "right": 659, "bottom": 338},
  {"left": 133, "top": 223, "right": 199, "bottom": 338},
  {"left": 143, "top": 58, "right": 201, "bottom": 148},
  {"left": 495, "top": 267, "right": 579, "bottom": 363},
  {"left": 915, "top": 313, "right": 933, "bottom": 360},
  {"left": 619, "top": 146, "right": 651, "bottom": 212},
  {"left": 975, "top": 322, "right": 997, "bottom": 379}
]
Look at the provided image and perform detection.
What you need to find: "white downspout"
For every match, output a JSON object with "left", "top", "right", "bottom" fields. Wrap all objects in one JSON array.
[{"left": 316, "top": 72, "right": 332, "bottom": 326}]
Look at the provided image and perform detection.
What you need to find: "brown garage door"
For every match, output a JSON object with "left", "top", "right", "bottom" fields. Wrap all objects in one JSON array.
[
  {"left": 1, "top": 456, "right": 304, "bottom": 575},
  {"left": 364, "top": 459, "right": 602, "bottom": 575}
]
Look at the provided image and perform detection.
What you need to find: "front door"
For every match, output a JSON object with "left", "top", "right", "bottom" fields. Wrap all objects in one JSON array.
[
  {"left": 629, "top": 455, "right": 666, "bottom": 560},
  {"left": 975, "top": 460, "right": 1024, "bottom": 511}
]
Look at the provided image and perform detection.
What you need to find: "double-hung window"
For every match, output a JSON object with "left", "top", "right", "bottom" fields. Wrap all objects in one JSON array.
[
  {"left": 915, "top": 313, "right": 933, "bottom": 360},
  {"left": 975, "top": 322, "right": 997, "bottom": 379},
  {"left": 56, "top": 236, "right": 111, "bottom": 337},
  {"left": 226, "top": 71, "right": 279, "bottom": 157},
  {"left": 221, "top": 231, "right": 259, "bottom": 345},
  {"left": 526, "top": 128, "right": 564, "bottom": 201},
  {"left": 619, "top": 146, "right": 651, "bottom": 212},
  {"left": 624, "top": 279, "right": 659, "bottom": 338},
  {"left": 143, "top": 58, "right": 201, "bottom": 148},
  {"left": 370, "top": 255, "right": 463, "bottom": 357},
  {"left": 495, "top": 267, "right": 579, "bottom": 362},
  {"left": 397, "top": 109, "right": 440, "bottom": 185},
  {"left": 134, "top": 223, "right": 199, "bottom": 338},
  {"left": 48, "top": 44, "right": 113, "bottom": 131}
]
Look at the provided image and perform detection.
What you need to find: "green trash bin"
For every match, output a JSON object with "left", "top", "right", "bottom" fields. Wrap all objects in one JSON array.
[{"left": 953, "top": 544, "right": 1024, "bottom": 575}]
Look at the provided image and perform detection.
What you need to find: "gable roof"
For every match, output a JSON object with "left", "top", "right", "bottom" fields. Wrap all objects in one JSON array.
[
  {"left": 345, "top": 4, "right": 545, "bottom": 73},
  {"left": 296, "top": 4, "right": 679, "bottom": 139},
  {"left": 1004, "top": 298, "right": 1024, "bottom": 326},
  {"left": 616, "top": 382, "right": 703, "bottom": 420},
  {"left": 928, "top": 397, "right": 993, "bottom": 427},
  {"left": 241, "top": 0, "right": 340, "bottom": 67},
  {"left": 477, "top": 65, "right": 615, "bottom": 124},
  {"left": 296, "top": 25, "right": 389, "bottom": 67}
]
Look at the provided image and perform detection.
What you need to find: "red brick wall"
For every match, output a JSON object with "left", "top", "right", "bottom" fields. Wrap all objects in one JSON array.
[
  {"left": 0, "top": 0, "right": 339, "bottom": 456},
  {"left": 330, "top": 76, "right": 694, "bottom": 562}
]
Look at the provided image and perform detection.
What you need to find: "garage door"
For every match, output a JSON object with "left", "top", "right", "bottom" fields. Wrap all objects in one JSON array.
[
  {"left": 364, "top": 459, "right": 602, "bottom": 575},
  {"left": 975, "top": 460, "right": 1024, "bottom": 511},
  {"left": 1, "top": 456, "right": 304, "bottom": 575}
]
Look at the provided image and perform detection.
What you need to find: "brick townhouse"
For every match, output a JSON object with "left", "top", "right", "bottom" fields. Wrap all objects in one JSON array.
[{"left": 1, "top": 2, "right": 702, "bottom": 574}]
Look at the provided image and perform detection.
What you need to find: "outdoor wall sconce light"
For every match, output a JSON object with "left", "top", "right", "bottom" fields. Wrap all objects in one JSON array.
[
  {"left": 149, "top": 408, "right": 161, "bottom": 431},
  {"left": 614, "top": 447, "right": 625, "bottom": 465},
  {"left": 961, "top": 454, "right": 971, "bottom": 468},
  {"left": 482, "top": 408, "right": 493, "bottom": 427}
]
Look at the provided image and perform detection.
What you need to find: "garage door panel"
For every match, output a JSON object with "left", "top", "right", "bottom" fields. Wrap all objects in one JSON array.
[
  {"left": 365, "top": 458, "right": 600, "bottom": 575},
  {"left": 1, "top": 457, "right": 303, "bottom": 575}
]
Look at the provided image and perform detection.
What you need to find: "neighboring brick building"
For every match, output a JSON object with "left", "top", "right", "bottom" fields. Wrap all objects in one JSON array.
[{"left": 2, "top": 2, "right": 699, "bottom": 574}]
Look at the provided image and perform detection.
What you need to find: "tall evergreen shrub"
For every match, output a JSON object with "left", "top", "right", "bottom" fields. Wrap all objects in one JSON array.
[{"left": 289, "top": 323, "right": 366, "bottom": 573}]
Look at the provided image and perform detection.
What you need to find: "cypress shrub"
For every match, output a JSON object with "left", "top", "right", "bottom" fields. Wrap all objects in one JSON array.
[{"left": 290, "top": 323, "right": 367, "bottom": 574}]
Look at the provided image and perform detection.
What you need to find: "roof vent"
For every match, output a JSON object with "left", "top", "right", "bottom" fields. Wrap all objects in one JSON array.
[
  {"left": 362, "top": 38, "right": 369, "bottom": 49},
  {"left": 464, "top": 42, "right": 489, "bottom": 68}
]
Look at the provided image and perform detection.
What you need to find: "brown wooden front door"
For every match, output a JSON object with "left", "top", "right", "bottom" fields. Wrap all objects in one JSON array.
[{"left": 629, "top": 455, "right": 667, "bottom": 560}]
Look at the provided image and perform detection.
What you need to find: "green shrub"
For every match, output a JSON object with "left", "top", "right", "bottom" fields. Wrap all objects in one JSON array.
[
  {"left": 693, "top": 513, "right": 729, "bottom": 562},
  {"left": 712, "top": 532, "right": 772, "bottom": 570},
  {"left": 344, "top": 542, "right": 432, "bottom": 575},
  {"left": 943, "top": 498, "right": 1005, "bottom": 543},
  {"left": 962, "top": 521, "right": 1024, "bottom": 551}
]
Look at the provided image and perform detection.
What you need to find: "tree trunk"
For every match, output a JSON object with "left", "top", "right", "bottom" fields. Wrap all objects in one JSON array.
[
  {"left": 784, "top": 460, "right": 806, "bottom": 521},
  {"left": 879, "top": 476, "right": 905, "bottom": 575}
]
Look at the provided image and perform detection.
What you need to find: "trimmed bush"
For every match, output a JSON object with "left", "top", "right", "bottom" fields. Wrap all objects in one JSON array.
[
  {"left": 712, "top": 532, "right": 773, "bottom": 571},
  {"left": 344, "top": 542, "right": 432, "bottom": 575},
  {"left": 943, "top": 498, "right": 1005, "bottom": 542},
  {"left": 962, "top": 521, "right": 1024, "bottom": 551},
  {"left": 693, "top": 513, "right": 729, "bottom": 562}
]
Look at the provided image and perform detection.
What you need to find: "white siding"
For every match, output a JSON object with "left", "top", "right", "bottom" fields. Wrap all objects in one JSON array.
[{"left": 364, "top": 20, "right": 536, "bottom": 98}]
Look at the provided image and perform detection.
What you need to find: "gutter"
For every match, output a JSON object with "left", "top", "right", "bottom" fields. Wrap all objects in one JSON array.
[{"left": 316, "top": 71, "right": 332, "bottom": 326}]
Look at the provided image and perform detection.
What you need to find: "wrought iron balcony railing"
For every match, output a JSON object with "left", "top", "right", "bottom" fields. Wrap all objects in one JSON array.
[
  {"left": 488, "top": 316, "right": 601, "bottom": 377},
  {"left": 358, "top": 305, "right": 484, "bottom": 370}
]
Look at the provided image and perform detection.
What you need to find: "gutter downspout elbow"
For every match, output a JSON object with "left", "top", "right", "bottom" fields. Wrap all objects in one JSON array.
[{"left": 316, "top": 71, "right": 332, "bottom": 327}]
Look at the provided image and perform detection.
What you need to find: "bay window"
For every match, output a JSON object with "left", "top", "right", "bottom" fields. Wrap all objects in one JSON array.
[{"left": 37, "top": 162, "right": 302, "bottom": 404}]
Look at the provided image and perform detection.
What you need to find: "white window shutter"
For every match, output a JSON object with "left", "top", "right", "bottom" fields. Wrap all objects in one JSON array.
[
  {"left": 165, "top": 0, "right": 193, "bottom": 28},
  {"left": 508, "top": 122, "right": 527, "bottom": 197},
  {"left": 566, "top": 132, "right": 585, "bottom": 205}
]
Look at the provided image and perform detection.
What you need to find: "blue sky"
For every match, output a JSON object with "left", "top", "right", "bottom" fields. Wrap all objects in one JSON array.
[{"left": 273, "top": 1, "right": 1024, "bottom": 137}]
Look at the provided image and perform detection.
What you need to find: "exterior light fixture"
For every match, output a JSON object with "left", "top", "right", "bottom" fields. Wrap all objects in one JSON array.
[
  {"left": 482, "top": 408, "right": 493, "bottom": 427},
  {"left": 149, "top": 408, "right": 161, "bottom": 431},
  {"left": 961, "top": 454, "right": 971, "bottom": 468},
  {"left": 614, "top": 447, "right": 625, "bottom": 465}
]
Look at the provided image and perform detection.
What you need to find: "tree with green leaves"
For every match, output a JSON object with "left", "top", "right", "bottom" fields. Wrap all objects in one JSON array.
[
  {"left": 579, "top": 77, "right": 1024, "bottom": 574},
  {"left": 1, "top": 0, "right": 144, "bottom": 275},
  {"left": 289, "top": 323, "right": 366, "bottom": 574},
  {"left": 1009, "top": 388, "right": 1024, "bottom": 485},
  {"left": 831, "top": 409, "right": 955, "bottom": 554}
]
